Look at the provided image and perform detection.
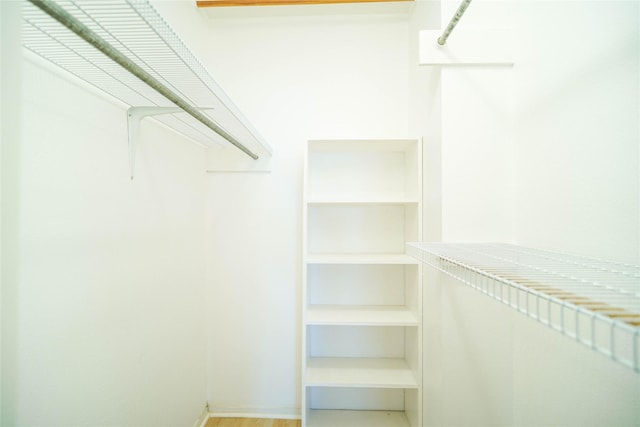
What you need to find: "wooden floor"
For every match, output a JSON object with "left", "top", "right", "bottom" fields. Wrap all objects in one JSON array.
[{"left": 205, "top": 418, "right": 301, "bottom": 427}]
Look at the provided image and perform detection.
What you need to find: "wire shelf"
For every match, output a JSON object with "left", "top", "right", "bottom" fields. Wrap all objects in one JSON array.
[
  {"left": 22, "top": 0, "right": 271, "bottom": 155},
  {"left": 406, "top": 242, "right": 640, "bottom": 372}
]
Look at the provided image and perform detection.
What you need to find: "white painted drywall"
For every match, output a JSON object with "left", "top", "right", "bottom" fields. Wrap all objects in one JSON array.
[
  {"left": 423, "top": 268, "right": 640, "bottom": 427},
  {"left": 409, "top": 1, "right": 443, "bottom": 242},
  {"left": 0, "top": 2, "right": 12, "bottom": 420},
  {"left": 153, "top": 1, "right": 412, "bottom": 416},
  {"left": 152, "top": 0, "right": 639, "bottom": 419},
  {"left": 1, "top": 33, "right": 208, "bottom": 427},
  {"left": 430, "top": 0, "right": 639, "bottom": 262},
  {"left": 513, "top": 0, "right": 640, "bottom": 264},
  {"left": 421, "top": 0, "right": 517, "bottom": 244},
  {"left": 440, "top": 65, "right": 516, "bottom": 242},
  {"left": 204, "top": 11, "right": 410, "bottom": 416}
]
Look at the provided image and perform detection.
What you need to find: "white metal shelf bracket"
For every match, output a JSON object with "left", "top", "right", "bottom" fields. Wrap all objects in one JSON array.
[{"left": 127, "top": 107, "right": 183, "bottom": 180}]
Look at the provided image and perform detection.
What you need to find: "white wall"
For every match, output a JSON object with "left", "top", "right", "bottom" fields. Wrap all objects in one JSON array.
[
  {"left": 154, "top": 1, "right": 412, "bottom": 416},
  {"left": 423, "top": 269, "right": 640, "bottom": 427},
  {"left": 420, "top": 1, "right": 640, "bottom": 426},
  {"left": 0, "top": 2, "right": 13, "bottom": 420},
  {"left": 409, "top": 1, "right": 442, "bottom": 242},
  {"left": 440, "top": 65, "right": 515, "bottom": 242},
  {"left": 1, "top": 10, "right": 208, "bottom": 424},
  {"left": 513, "top": 0, "right": 640, "bottom": 264},
  {"left": 429, "top": 0, "right": 639, "bottom": 262},
  {"left": 5, "top": 0, "right": 634, "bottom": 423}
]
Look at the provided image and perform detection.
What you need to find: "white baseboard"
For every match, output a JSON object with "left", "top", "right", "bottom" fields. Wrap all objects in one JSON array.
[
  {"left": 195, "top": 405, "right": 210, "bottom": 427},
  {"left": 209, "top": 408, "right": 301, "bottom": 420}
]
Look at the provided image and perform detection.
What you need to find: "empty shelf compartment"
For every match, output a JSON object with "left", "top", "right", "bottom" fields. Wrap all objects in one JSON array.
[{"left": 306, "top": 306, "right": 419, "bottom": 326}]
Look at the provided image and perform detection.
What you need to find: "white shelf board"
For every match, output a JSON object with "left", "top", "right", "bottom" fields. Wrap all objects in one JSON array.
[
  {"left": 305, "top": 358, "right": 419, "bottom": 389},
  {"left": 307, "top": 199, "right": 420, "bottom": 206},
  {"left": 306, "top": 254, "right": 419, "bottom": 265},
  {"left": 308, "top": 139, "right": 418, "bottom": 153},
  {"left": 307, "top": 410, "right": 410, "bottom": 427},
  {"left": 306, "top": 306, "right": 419, "bottom": 326}
]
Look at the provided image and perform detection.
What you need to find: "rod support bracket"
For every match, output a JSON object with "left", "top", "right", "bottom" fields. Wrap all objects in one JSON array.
[{"left": 127, "top": 106, "right": 184, "bottom": 180}]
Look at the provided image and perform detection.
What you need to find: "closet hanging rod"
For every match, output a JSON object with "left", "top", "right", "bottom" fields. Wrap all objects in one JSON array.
[
  {"left": 26, "top": 0, "right": 259, "bottom": 161},
  {"left": 437, "top": 0, "right": 473, "bottom": 45}
]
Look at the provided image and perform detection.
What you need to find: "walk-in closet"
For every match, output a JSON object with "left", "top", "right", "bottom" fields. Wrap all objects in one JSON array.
[{"left": 1, "top": 0, "right": 638, "bottom": 426}]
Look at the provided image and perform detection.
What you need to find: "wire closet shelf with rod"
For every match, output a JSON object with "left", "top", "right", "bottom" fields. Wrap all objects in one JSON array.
[
  {"left": 407, "top": 242, "right": 640, "bottom": 373},
  {"left": 22, "top": 0, "right": 272, "bottom": 178}
]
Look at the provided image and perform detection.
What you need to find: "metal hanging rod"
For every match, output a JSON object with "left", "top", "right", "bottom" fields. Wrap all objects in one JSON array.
[
  {"left": 437, "top": 0, "right": 473, "bottom": 46},
  {"left": 26, "top": 0, "right": 259, "bottom": 161}
]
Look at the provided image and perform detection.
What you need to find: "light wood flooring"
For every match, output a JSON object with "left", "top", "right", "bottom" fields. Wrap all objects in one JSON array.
[{"left": 205, "top": 417, "right": 301, "bottom": 427}]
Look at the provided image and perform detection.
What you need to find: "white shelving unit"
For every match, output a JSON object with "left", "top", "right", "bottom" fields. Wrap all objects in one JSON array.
[
  {"left": 407, "top": 242, "right": 640, "bottom": 373},
  {"left": 302, "top": 139, "right": 422, "bottom": 427}
]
